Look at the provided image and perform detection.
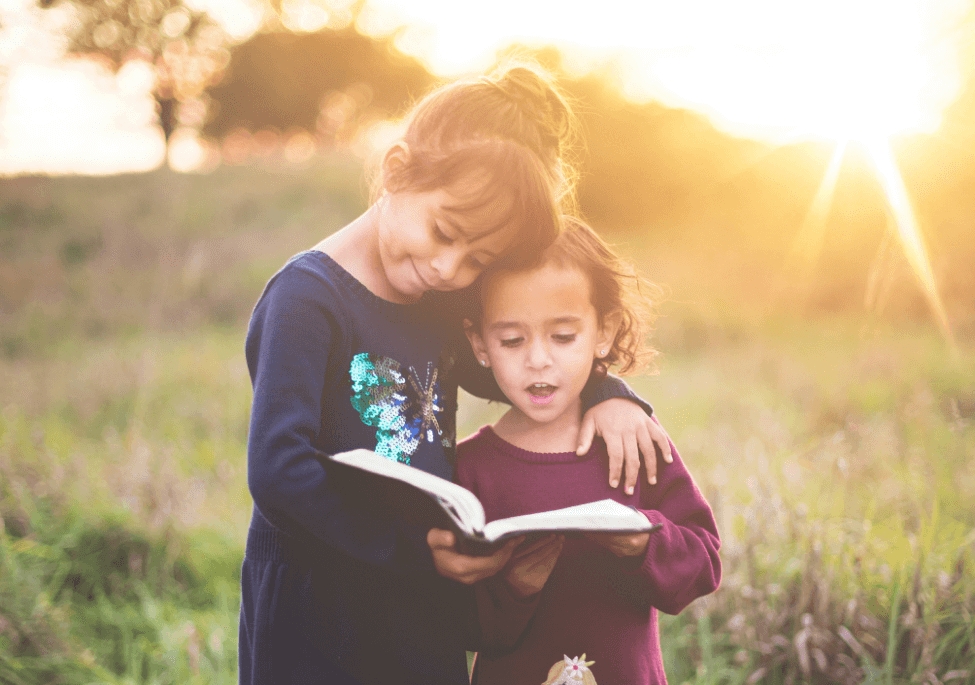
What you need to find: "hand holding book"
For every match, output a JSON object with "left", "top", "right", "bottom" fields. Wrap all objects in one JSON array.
[
  {"left": 583, "top": 530, "right": 652, "bottom": 558},
  {"left": 503, "top": 534, "right": 565, "bottom": 598},
  {"left": 327, "top": 449, "right": 661, "bottom": 556},
  {"left": 426, "top": 528, "right": 524, "bottom": 584}
]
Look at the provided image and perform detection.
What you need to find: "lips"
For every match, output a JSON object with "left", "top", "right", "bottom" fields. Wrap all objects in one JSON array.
[
  {"left": 409, "top": 260, "right": 434, "bottom": 292},
  {"left": 527, "top": 383, "right": 558, "bottom": 405},
  {"left": 411, "top": 260, "right": 445, "bottom": 292}
]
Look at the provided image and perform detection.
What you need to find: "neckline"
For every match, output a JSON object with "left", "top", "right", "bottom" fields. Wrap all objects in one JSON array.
[
  {"left": 304, "top": 249, "right": 427, "bottom": 315},
  {"left": 478, "top": 425, "right": 597, "bottom": 464}
]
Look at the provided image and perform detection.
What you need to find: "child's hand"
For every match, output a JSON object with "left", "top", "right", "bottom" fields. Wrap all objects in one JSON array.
[
  {"left": 577, "top": 399, "right": 673, "bottom": 495},
  {"left": 503, "top": 534, "right": 564, "bottom": 598},
  {"left": 584, "top": 531, "right": 651, "bottom": 558},
  {"left": 427, "top": 528, "right": 522, "bottom": 584}
]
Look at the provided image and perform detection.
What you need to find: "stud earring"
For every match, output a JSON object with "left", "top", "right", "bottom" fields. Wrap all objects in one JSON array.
[
  {"left": 480, "top": 359, "right": 487, "bottom": 366},
  {"left": 599, "top": 349, "right": 606, "bottom": 357}
]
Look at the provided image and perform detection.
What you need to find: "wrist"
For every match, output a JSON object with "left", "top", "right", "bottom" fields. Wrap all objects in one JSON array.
[
  {"left": 582, "top": 374, "right": 653, "bottom": 416},
  {"left": 508, "top": 584, "right": 541, "bottom": 600},
  {"left": 503, "top": 576, "right": 542, "bottom": 601}
]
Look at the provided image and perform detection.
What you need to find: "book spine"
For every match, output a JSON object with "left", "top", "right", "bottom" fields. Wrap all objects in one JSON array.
[{"left": 454, "top": 535, "right": 501, "bottom": 557}]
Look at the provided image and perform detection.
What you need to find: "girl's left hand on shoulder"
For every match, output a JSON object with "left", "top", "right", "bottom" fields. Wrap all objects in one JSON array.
[
  {"left": 584, "top": 530, "right": 651, "bottom": 558},
  {"left": 577, "top": 398, "right": 672, "bottom": 495}
]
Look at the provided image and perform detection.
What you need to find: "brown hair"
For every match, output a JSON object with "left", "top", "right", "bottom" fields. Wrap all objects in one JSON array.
[
  {"left": 477, "top": 217, "right": 662, "bottom": 376},
  {"left": 380, "top": 61, "right": 579, "bottom": 264}
]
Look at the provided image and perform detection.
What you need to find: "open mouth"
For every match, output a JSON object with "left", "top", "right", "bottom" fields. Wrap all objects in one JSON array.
[{"left": 527, "top": 383, "right": 557, "bottom": 400}]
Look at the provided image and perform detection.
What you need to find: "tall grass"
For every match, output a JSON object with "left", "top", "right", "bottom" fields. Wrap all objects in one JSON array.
[
  {"left": 2, "top": 158, "right": 365, "bottom": 682},
  {"left": 1, "top": 161, "right": 973, "bottom": 683},
  {"left": 0, "top": 331, "right": 249, "bottom": 684},
  {"left": 637, "top": 313, "right": 975, "bottom": 684}
]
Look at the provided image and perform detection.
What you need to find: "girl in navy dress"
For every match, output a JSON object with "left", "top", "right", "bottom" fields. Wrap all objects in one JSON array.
[{"left": 239, "top": 65, "right": 671, "bottom": 684}]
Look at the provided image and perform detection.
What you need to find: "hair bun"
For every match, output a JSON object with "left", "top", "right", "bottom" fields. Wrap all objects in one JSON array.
[
  {"left": 388, "top": 58, "right": 580, "bottom": 222},
  {"left": 490, "top": 63, "right": 575, "bottom": 157}
]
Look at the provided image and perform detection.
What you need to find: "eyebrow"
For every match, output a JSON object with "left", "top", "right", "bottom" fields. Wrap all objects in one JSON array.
[
  {"left": 487, "top": 316, "right": 582, "bottom": 331},
  {"left": 440, "top": 207, "right": 504, "bottom": 256},
  {"left": 487, "top": 320, "right": 521, "bottom": 331}
]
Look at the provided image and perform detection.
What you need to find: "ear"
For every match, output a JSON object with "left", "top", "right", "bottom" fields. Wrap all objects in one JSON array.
[
  {"left": 594, "top": 310, "right": 622, "bottom": 359},
  {"left": 380, "top": 141, "right": 411, "bottom": 193},
  {"left": 463, "top": 318, "right": 490, "bottom": 368}
]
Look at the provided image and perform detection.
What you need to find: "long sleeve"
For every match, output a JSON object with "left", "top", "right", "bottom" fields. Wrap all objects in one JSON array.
[
  {"left": 619, "top": 423, "right": 721, "bottom": 615},
  {"left": 246, "top": 261, "right": 434, "bottom": 574}
]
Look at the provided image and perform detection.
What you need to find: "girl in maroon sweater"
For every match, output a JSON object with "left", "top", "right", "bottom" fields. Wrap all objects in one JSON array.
[{"left": 458, "top": 219, "right": 721, "bottom": 684}]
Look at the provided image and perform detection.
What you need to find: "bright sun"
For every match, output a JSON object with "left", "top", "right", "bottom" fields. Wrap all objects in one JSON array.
[
  {"left": 608, "top": 0, "right": 969, "bottom": 145},
  {"left": 360, "top": 0, "right": 970, "bottom": 145},
  {"left": 3, "top": 0, "right": 969, "bottom": 170}
]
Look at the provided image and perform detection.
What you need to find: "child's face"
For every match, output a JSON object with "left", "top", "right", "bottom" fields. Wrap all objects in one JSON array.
[
  {"left": 376, "top": 177, "right": 517, "bottom": 303},
  {"left": 467, "top": 264, "right": 617, "bottom": 429}
]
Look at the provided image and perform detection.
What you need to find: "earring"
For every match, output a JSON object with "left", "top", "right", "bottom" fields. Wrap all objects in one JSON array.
[
  {"left": 599, "top": 349, "right": 606, "bottom": 357},
  {"left": 480, "top": 359, "right": 487, "bottom": 366}
]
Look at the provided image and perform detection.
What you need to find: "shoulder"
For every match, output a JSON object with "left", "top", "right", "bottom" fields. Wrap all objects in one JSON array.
[
  {"left": 246, "top": 251, "right": 360, "bottom": 360},
  {"left": 251, "top": 251, "right": 360, "bottom": 326},
  {"left": 261, "top": 251, "right": 349, "bottom": 302},
  {"left": 455, "top": 425, "right": 503, "bottom": 474},
  {"left": 456, "top": 425, "right": 496, "bottom": 459}
]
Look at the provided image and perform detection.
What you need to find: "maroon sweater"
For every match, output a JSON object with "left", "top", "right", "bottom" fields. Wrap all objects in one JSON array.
[{"left": 456, "top": 423, "right": 721, "bottom": 685}]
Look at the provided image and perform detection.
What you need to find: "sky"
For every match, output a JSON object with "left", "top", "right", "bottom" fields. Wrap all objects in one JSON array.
[{"left": 0, "top": 0, "right": 971, "bottom": 175}]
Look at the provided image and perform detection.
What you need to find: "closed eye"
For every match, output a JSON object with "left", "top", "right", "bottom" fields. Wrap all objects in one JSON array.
[
  {"left": 432, "top": 223, "right": 452, "bottom": 244},
  {"left": 499, "top": 337, "right": 524, "bottom": 348},
  {"left": 552, "top": 333, "right": 576, "bottom": 344},
  {"left": 467, "top": 255, "right": 489, "bottom": 269}
]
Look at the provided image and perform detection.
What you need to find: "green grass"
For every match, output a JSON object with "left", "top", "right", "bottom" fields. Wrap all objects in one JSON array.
[
  {"left": 0, "top": 332, "right": 247, "bottom": 684},
  {"left": 630, "top": 312, "right": 975, "bottom": 684},
  {"left": 1, "top": 161, "right": 973, "bottom": 684}
]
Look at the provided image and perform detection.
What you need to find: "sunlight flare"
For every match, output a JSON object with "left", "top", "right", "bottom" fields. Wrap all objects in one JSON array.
[
  {"left": 863, "top": 138, "right": 955, "bottom": 346},
  {"left": 790, "top": 141, "right": 847, "bottom": 271}
]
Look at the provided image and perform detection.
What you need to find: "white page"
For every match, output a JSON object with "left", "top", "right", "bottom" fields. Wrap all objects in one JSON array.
[{"left": 481, "top": 499, "right": 654, "bottom": 543}]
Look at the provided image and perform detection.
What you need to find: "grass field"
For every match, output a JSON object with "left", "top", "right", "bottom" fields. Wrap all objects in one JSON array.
[{"left": 1, "top": 159, "right": 973, "bottom": 684}]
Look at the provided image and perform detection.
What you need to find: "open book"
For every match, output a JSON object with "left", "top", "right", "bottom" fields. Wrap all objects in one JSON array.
[{"left": 328, "top": 449, "right": 661, "bottom": 555}]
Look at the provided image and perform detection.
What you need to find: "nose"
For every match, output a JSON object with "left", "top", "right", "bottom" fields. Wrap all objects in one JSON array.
[
  {"left": 526, "top": 337, "right": 552, "bottom": 370},
  {"left": 430, "top": 246, "right": 466, "bottom": 284}
]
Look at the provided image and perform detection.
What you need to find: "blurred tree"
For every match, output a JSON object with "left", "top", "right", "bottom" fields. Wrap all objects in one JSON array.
[
  {"left": 36, "top": 0, "right": 230, "bottom": 141},
  {"left": 200, "top": 27, "right": 434, "bottom": 143},
  {"left": 33, "top": 0, "right": 433, "bottom": 148}
]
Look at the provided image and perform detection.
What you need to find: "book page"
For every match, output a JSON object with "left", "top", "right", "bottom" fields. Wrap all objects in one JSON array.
[{"left": 481, "top": 499, "right": 656, "bottom": 544}]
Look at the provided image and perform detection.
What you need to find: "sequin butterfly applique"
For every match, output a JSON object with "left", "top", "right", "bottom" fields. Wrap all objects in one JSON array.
[{"left": 348, "top": 352, "right": 455, "bottom": 464}]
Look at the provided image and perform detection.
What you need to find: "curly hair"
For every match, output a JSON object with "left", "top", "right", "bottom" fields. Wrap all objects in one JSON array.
[{"left": 474, "top": 217, "right": 663, "bottom": 377}]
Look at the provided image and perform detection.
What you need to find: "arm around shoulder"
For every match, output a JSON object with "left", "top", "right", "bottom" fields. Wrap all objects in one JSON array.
[{"left": 581, "top": 373, "right": 653, "bottom": 416}]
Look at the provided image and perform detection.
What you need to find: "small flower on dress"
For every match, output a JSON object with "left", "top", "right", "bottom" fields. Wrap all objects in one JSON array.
[{"left": 541, "top": 654, "right": 597, "bottom": 684}]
